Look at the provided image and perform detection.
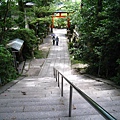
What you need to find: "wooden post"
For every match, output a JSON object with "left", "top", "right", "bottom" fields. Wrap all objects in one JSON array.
[
  {"left": 67, "top": 13, "right": 70, "bottom": 29},
  {"left": 51, "top": 15, "right": 54, "bottom": 32}
]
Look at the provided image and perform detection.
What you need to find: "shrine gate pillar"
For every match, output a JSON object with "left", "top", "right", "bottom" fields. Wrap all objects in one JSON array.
[
  {"left": 67, "top": 13, "right": 70, "bottom": 29},
  {"left": 51, "top": 15, "right": 54, "bottom": 32}
]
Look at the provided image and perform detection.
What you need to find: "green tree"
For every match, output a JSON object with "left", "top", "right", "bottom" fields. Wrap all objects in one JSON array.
[
  {"left": 18, "top": 0, "right": 25, "bottom": 28},
  {"left": 0, "top": 45, "right": 18, "bottom": 85},
  {"left": 70, "top": 0, "right": 120, "bottom": 84},
  {"left": 0, "top": 0, "right": 55, "bottom": 85}
]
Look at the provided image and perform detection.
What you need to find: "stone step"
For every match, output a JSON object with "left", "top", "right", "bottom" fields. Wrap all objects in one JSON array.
[
  {"left": 1, "top": 90, "right": 120, "bottom": 104},
  {"left": 0, "top": 94, "right": 112, "bottom": 103},
  {"left": 41, "top": 115, "right": 105, "bottom": 120},
  {"left": 0, "top": 107, "right": 105, "bottom": 120},
  {"left": 4, "top": 87, "right": 60, "bottom": 93},
  {"left": 8, "top": 82, "right": 57, "bottom": 88},
  {"left": 0, "top": 93, "right": 61, "bottom": 99},
  {"left": 0, "top": 111, "right": 67, "bottom": 120},
  {"left": 0, "top": 107, "right": 119, "bottom": 120},
  {"left": 1, "top": 92, "right": 120, "bottom": 116},
  {"left": 0, "top": 96, "right": 120, "bottom": 119},
  {"left": 1, "top": 88, "right": 60, "bottom": 95},
  {"left": 0, "top": 98, "right": 67, "bottom": 107},
  {"left": 0, "top": 115, "right": 105, "bottom": 120},
  {"left": 0, "top": 75, "right": 120, "bottom": 119},
  {"left": 58, "top": 112, "right": 120, "bottom": 120},
  {"left": 3, "top": 87, "right": 120, "bottom": 99},
  {"left": 0, "top": 105, "right": 67, "bottom": 113},
  {"left": 1, "top": 99, "right": 120, "bottom": 112}
]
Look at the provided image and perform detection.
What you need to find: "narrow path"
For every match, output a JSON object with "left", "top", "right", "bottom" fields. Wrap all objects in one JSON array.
[{"left": 39, "top": 29, "right": 71, "bottom": 77}]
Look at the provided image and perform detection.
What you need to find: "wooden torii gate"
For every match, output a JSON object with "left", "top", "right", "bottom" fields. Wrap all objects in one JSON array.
[{"left": 51, "top": 11, "right": 70, "bottom": 32}]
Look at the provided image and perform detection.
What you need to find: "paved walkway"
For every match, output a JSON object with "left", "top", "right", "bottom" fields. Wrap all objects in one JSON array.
[
  {"left": 21, "top": 28, "right": 71, "bottom": 77},
  {"left": 39, "top": 29, "right": 71, "bottom": 77}
]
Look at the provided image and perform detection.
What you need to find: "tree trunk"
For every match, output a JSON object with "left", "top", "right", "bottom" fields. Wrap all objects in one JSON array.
[
  {"left": 3, "top": 0, "right": 11, "bottom": 31},
  {"left": 18, "top": 0, "right": 25, "bottom": 28},
  {"left": 98, "top": 0, "right": 103, "bottom": 12}
]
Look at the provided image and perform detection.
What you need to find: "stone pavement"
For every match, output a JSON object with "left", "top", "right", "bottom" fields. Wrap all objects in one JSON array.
[
  {"left": 38, "top": 29, "right": 71, "bottom": 77},
  {"left": 21, "top": 28, "right": 71, "bottom": 77}
]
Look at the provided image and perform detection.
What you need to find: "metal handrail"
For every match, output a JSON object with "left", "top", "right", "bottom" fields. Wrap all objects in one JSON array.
[{"left": 53, "top": 67, "right": 117, "bottom": 120}]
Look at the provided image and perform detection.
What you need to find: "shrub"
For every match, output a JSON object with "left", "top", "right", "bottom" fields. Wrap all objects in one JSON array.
[
  {"left": 2, "top": 29, "right": 38, "bottom": 59},
  {"left": 0, "top": 45, "right": 18, "bottom": 85}
]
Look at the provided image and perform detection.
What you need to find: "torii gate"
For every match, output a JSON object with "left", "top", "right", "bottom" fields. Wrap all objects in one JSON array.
[{"left": 51, "top": 11, "right": 70, "bottom": 32}]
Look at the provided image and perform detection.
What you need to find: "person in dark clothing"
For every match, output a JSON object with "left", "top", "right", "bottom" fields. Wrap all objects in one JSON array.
[
  {"left": 56, "top": 36, "right": 59, "bottom": 46},
  {"left": 52, "top": 35, "right": 55, "bottom": 45}
]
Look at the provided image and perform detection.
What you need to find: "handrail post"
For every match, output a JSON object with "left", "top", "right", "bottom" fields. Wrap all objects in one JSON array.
[
  {"left": 56, "top": 70, "right": 57, "bottom": 82},
  {"left": 58, "top": 72, "right": 59, "bottom": 87},
  {"left": 61, "top": 76, "right": 63, "bottom": 97},
  {"left": 69, "top": 85, "right": 73, "bottom": 117},
  {"left": 53, "top": 68, "right": 55, "bottom": 78}
]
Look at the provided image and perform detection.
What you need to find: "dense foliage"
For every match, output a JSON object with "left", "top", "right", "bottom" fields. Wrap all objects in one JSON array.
[
  {"left": 0, "top": 45, "right": 18, "bottom": 85},
  {"left": 1, "top": 0, "right": 119, "bottom": 86},
  {"left": 70, "top": 0, "right": 120, "bottom": 85},
  {"left": 3, "top": 29, "right": 38, "bottom": 59},
  {"left": 0, "top": 0, "right": 54, "bottom": 85}
]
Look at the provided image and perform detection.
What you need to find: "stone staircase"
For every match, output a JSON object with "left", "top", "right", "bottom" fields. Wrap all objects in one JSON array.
[
  {"left": 0, "top": 74, "right": 120, "bottom": 120},
  {"left": 63, "top": 74, "right": 120, "bottom": 119},
  {"left": 1, "top": 29, "right": 120, "bottom": 119}
]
